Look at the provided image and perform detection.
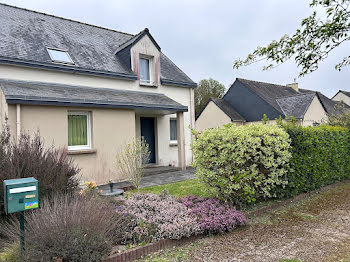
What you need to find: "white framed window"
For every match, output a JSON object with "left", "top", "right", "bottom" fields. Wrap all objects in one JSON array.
[
  {"left": 68, "top": 112, "right": 91, "bottom": 151},
  {"left": 170, "top": 118, "right": 177, "bottom": 145},
  {"left": 47, "top": 48, "right": 74, "bottom": 64},
  {"left": 139, "top": 56, "right": 152, "bottom": 84}
]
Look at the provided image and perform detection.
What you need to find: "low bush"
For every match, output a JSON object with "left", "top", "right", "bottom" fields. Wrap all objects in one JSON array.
[
  {"left": 120, "top": 192, "right": 200, "bottom": 241},
  {"left": 192, "top": 124, "right": 291, "bottom": 206},
  {"left": 272, "top": 124, "right": 350, "bottom": 198},
  {"left": 179, "top": 195, "right": 247, "bottom": 234},
  {"left": 0, "top": 129, "right": 80, "bottom": 218},
  {"left": 0, "top": 194, "right": 134, "bottom": 262}
]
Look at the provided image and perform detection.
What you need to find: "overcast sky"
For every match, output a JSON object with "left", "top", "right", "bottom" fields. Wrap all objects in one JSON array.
[{"left": 1, "top": 0, "right": 349, "bottom": 97}]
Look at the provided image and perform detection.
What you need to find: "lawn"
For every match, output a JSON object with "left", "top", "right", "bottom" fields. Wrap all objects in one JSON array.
[{"left": 129, "top": 178, "right": 212, "bottom": 198}]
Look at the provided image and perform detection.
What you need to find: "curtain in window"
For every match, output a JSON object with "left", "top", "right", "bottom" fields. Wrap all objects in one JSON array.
[
  {"left": 68, "top": 115, "right": 87, "bottom": 146},
  {"left": 170, "top": 119, "right": 177, "bottom": 141},
  {"left": 139, "top": 58, "right": 150, "bottom": 82}
]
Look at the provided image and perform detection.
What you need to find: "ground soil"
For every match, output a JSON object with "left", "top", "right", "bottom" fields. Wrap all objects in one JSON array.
[{"left": 186, "top": 182, "right": 350, "bottom": 262}]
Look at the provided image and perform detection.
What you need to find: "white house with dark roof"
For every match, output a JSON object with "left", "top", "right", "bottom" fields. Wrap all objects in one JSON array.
[
  {"left": 0, "top": 3, "right": 197, "bottom": 184},
  {"left": 196, "top": 78, "right": 341, "bottom": 131},
  {"left": 332, "top": 90, "right": 350, "bottom": 106}
]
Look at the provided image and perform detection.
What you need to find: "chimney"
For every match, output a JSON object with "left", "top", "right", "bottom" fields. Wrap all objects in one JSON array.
[{"left": 287, "top": 83, "right": 299, "bottom": 92}]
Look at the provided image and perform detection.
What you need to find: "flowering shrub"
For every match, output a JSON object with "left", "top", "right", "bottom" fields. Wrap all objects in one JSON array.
[
  {"left": 180, "top": 195, "right": 247, "bottom": 234},
  {"left": 79, "top": 181, "right": 102, "bottom": 195},
  {"left": 192, "top": 124, "right": 291, "bottom": 206},
  {"left": 120, "top": 192, "right": 200, "bottom": 241}
]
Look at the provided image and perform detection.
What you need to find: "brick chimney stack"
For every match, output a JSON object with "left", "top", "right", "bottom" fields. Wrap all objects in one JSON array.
[{"left": 287, "top": 83, "right": 299, "bottom": 92}]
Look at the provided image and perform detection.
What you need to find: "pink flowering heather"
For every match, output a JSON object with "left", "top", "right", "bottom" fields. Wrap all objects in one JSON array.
[
  {"left": 179, "top": 195, "right": 247, "bottom": 234},
  {"left": 120, "top": 192, "right": 200, "bottom": 241}
]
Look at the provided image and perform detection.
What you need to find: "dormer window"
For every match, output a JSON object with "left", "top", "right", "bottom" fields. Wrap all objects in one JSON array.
[
  {"left": 139, "top": 56, "right": 151, "bottom": 84},
  {"left": 47, "top": 48, "right": 74, "bottom": 65}
]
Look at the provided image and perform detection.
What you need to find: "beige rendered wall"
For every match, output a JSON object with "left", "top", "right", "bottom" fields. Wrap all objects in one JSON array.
[
  {"left": 7, "top": 104, "right": 136, "bottom": 184},
  {"left": 195, "top": 101, "right": 232, "bottom": 132},
  {"left": 302, "top": 96, "right": 327, "bottom": 126},
  {"left": 332, "top": 92, "right": 350, "bottom": 106},
  {"left": 0, "top": 50, "right": 194, "bottom": 168}
]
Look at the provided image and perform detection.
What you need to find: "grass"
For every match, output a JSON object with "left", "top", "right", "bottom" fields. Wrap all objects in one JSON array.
[
  {"left": 129, "top": 178, "right": 212, "bottom": 198},
  {"left": 137, "top": 241, "right": 200, "bottom": 262}
]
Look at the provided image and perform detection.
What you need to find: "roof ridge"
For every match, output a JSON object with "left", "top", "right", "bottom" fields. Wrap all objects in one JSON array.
[
  {"left": 276, "top": 92, "right": 316, "bottom": 100},
  {"left": 236, "top": 78, "right": 290, "bottom": 89},
  {"left": 0, "top": 3, "right": 134, "bottom": 36}
]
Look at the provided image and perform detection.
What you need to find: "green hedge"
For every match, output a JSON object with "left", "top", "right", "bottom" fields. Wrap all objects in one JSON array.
[
  {"left": 192, "top": 124, "right": 292, "bottom": 206},
  {"left": 272, "top": 125, "right": 350, "bottom": 198}
]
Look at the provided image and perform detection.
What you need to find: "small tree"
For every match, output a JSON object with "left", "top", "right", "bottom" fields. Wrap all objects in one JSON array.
[
  {"left": 327, "top": 102, "right": 350, "bottom": 128},
  {"left": 116, "top": 138, "right": 150, "bottom": 190}
]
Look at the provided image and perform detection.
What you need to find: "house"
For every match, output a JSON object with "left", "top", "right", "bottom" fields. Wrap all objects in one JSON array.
[
  {"left": 196, "top": 78, "right": 340, "bottom": 131},
  {"left": 332, "top": 90, "right": 350, "bottom": 106},
  {"left": 0, "top": 4, "right": 197, "bottom": 184}
]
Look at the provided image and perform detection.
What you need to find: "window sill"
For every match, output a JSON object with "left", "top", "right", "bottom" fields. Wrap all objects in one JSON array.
[
  {"left": 140, "top": 82, "right": 157, "bottom": 88},
  {"left": 169, "top": 141, "right": 178, "bottom": 147},
  {"left": 68, "top": 149, "right": 97, "bottom": 155}
]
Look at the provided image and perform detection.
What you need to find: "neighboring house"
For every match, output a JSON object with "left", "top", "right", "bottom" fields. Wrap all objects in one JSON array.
[
  {"left": 196, "top": 78, "right": 339, "bottom": 131},
  {"left": 0, "top": 4, "right": 197, "bottom": 184},
  {"left": 332, "top": 90, "right": 350, "bottom": 106}
]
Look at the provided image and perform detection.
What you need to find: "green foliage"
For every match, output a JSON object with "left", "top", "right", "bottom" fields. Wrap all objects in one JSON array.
[
  {"left": 327, "top": 102, "right": 350, "bottom": 128},
  {"left": 192, "top": 124, "right": 292, "bottom": 206},
  {"left": 261, "top": 114, "right": 270, "bottom": 124},
  {"left": 194, "top": 78, "right": 225, "bottom": 116},
  {"left": 233, "top": 0, "right": 350, "bottom": 76},
  {"left": 272, "top": 124, "right": 350, "bottom": 198},
  {"left": 130, "top": 179, "right": 212, "bottom": 198}
]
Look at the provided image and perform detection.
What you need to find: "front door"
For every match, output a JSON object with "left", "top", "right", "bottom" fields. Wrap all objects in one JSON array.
[{"left": 140, "top": 117, "right": 156, "bottom": 164}]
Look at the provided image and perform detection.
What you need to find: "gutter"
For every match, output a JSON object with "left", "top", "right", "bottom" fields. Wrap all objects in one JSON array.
[
  {"left": 161, "top": 79, "right": 197, "bottom": 88},
  {"left": 0, "top": 57, "right": 138, "bottom": 81}
]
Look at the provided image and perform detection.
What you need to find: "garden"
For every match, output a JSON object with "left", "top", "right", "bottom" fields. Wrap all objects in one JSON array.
[{"left": 1, "top": 116, "right": 350, "bottom": 261}]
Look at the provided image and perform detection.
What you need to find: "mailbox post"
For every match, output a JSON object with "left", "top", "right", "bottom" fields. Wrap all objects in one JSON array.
[{"left": 3, "top": 177, "right": 39, "bottom": 257}]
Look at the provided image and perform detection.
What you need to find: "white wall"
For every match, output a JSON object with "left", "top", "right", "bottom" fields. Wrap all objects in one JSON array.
[{"left": 303, "top": 96, "right": 327, "bottom": 126}]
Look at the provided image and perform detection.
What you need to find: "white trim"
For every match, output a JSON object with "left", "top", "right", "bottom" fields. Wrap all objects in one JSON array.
[
  {"left": 139, "top": 55, "right": 154, "bottom": 85},
  {"left": 170, "top": 118, "right": 178, "bottom": 143},
  {"left": 68, "top": 111, "right": 91, "bottom": 151},
  {"left": 9, "top": 186, "right": 36, "bottom": 194},
  {"left": 47, "top": 47, "right": 75, "bottom": 65}
]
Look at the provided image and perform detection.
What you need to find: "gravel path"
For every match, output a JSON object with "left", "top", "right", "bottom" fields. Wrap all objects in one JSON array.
[{"left": 187, "top": 182, "right": 350, "bottom": 262}]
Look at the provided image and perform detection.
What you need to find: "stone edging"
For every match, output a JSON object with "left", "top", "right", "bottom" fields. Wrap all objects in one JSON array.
[{"left": 103, "top": 179, "right": 350, "bottom": 262}]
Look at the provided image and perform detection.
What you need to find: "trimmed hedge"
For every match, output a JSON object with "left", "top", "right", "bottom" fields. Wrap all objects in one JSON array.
[
  {"left": 192, "top": 124, "right": 291, "bottom": 206},
  {"left": 272, "top": 125, "right": 350, "bottom": 198}
]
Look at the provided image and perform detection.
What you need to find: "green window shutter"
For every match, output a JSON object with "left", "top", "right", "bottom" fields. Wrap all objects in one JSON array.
[{"left": 68, "top": 114, "right": 88, "bottom": 146}]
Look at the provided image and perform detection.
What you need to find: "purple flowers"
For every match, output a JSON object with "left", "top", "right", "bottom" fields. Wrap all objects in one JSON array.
[
  {"left": 117, "top": 192, "right": 247, "bottom": 243},
  {"left": 180, "top": 195, "right": 247, "bottom": 234}
]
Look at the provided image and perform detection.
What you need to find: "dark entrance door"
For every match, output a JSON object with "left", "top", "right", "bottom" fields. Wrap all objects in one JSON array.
[{"left": 140, "top": 117, "right": 156, "bottom": 164}]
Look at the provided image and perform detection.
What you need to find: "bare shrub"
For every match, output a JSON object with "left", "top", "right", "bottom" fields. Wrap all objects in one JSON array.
[
  {"left": 0, "top": 130, "right": 80, "bottom": 218},
  {"left": 116, "top": 138, "right": 150, "bottom": 190},
  {"left": 1, "top": 194, "right": 135, "bottom": 262}
]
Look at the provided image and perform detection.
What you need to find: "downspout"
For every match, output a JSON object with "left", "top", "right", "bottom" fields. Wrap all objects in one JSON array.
[
  {"left": 16, "top": 104, "right": 21, "bottom": 142},
  {"left": 189, "top": 88, "right": 195, "bottom": 163}
]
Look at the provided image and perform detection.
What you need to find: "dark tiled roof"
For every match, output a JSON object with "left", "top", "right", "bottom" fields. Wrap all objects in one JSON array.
[
  {"left": 276, "top": 93, "right": 316, "bottom": 119},
  {"left": 340, "top": 90, "right": 350, "bottom": 97},
  {"left": 0, "top": 3, "right": 195, "bottom": 87},
  {"left": 211, "top": 98, "right": 245, "bottom": 121},
  {"left": 0, "top": 79, "right": 187, "bottom": 112},
  {"left": 236, "top": 78, "right": 299, "bottom": 113},
  {"left": 224, "top": 78, "right": 340, "bottom": 121}
]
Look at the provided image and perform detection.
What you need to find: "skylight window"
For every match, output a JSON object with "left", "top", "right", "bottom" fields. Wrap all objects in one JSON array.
[{"left": 47, "top": 48, "right": 74, "bottom": 64}]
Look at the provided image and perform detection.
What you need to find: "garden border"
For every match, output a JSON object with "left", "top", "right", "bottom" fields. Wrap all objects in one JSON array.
[{"left": 102, "top": 179, "right": 350, "bottom": 262}]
